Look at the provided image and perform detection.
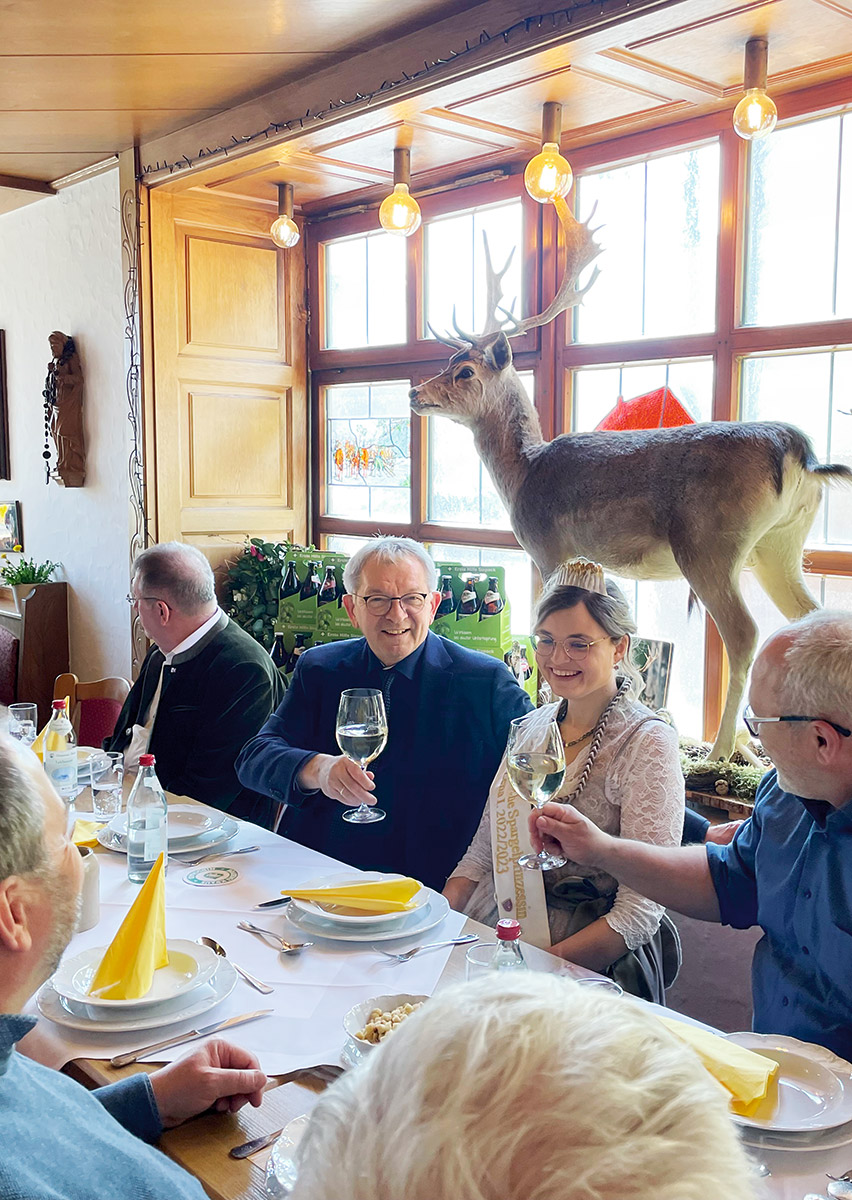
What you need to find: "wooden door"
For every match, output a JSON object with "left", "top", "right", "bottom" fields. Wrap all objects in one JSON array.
[{"left": 148, "top": 190, "right": 307, "bottom": 573}]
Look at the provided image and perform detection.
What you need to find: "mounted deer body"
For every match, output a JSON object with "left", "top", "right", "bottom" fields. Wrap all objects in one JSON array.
[{"left": 410, "top": 200, "right": 852, "bottom": 760}]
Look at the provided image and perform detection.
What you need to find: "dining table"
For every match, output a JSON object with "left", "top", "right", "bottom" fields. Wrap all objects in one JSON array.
[{"left": 19, "top": 785, "right": 849, "bottom": 1200}]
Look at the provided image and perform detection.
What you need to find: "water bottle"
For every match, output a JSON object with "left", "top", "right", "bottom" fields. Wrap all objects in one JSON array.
[
  {"left": 489, "top": 919, "right": 528, "bottom": 972},
  {"left": 126, "top": 753, "right": 168, "bottom": 884},
  {"left": 43, "top": 699, "right": 78, "bottom": 800}
]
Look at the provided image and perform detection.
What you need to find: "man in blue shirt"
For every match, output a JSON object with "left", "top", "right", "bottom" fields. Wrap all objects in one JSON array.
[
  {"left": 237, "top": 537, "right": 533, "bottom": 890},
  {"left": 527, "top": 610, "right": 852, "bottom": 1057},
  {"left": 0, "top": 741, "right": 268, "bottom": 1200}
]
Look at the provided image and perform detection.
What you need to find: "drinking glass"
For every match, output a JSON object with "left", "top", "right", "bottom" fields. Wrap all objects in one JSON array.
[
  {"left": 336, "top": 687, "right": 388, "bottom": 824},
  {"left": 8, "top": 702, "right": 38, "bottom": 746},
  {"left": 506, "top": 716, "right": 567, "bottom": 871},
  {"left": 90, "top": 751, "right": 125, "bottom": 821},
  {"left": 465, "top": 942, "right": 498, "bottom": 980}
]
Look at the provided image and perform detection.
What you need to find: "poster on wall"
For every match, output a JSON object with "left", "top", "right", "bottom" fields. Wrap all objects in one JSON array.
[
  {"left": 0, "top": 501, "right": 22, "bottom": 551},
  {"left": 0, "top": 331, "right": 9, "bottom": 479}
]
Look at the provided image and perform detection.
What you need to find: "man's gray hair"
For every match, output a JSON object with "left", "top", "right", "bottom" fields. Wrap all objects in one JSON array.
[
  {"left": 777, "top": 609, "right": 852, "bottom": 724},
  {"left": 291, "top": 975, "right": 755, "bottom": 1200},
  {"left": 342, "top": 536, "right": 438, "bottom": 596},
  {"left": 0, "top": 741, "right": 46, "bottom": 881},
  {"left": 131, "top": 542, "right": 216, "bottom": 616}
]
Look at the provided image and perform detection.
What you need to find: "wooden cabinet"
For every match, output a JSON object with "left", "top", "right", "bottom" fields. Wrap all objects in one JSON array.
[{"left": 0, "top": 581, "right": 70, "bottom": 725}]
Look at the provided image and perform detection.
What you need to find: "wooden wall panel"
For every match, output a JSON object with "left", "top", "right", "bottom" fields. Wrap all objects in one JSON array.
[
  {"left": 185, "top": 236, "right": 282, "bottom": 354},
  {"left": 186, "top": 387, "right": 287, "bottom": 501}
]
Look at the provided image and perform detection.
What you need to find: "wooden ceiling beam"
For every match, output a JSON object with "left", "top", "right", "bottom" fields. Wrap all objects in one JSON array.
[{"left": 0, "top": 173, "right": 56, "bottom": 194}]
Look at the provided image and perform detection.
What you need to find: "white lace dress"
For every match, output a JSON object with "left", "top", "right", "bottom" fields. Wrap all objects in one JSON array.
[{"left": 448, "top": 698, "right": 685, "bottom": 950}]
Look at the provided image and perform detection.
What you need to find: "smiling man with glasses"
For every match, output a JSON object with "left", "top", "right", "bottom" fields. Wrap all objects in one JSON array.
[
  {"left": 527, "top": 609, "right": 852, "bottom": 1059},
  {"left": 237, "top": 536, "right": 532, "bottom": 889}
]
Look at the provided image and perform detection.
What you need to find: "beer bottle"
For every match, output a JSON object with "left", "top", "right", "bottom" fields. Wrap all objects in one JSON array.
[
  {"left": 436, "top": 574, "right": 456, "bottom": 617},
  {"left": 269, "top": 631, "right": 288, "bottom": 670},
  {"left": 318, "top": 565, "right": 338, "bottom": 606},
  {"left": 299, "top": 561, "right": 321, "bottom": 600},
  {"left": 457, "top": 575, "right": 480, "bottom": 619},
  {"left": 479, "top": 576, "right": 504, "bottom": 619},
  {"left": 280, "top": 559, "right": 300, "bottom": 599},
  {"left": 286, "top": 632, "right": 311, "bottom": 673}
]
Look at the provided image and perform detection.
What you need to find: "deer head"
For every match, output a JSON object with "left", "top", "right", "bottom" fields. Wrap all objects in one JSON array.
[{"left": 409, "top": 196, "right": 602, "bottom": 425}]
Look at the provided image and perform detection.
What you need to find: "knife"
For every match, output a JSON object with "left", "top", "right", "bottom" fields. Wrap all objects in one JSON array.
[
  {"left": 109, "top": 1009, "right": 273, "bottom": 1068},
  {"left": 229, "top": 1126, "right": 285, "bottom": 1159},
  {"left": 253, "top": 895, "right": 292, "bottom": 910}
]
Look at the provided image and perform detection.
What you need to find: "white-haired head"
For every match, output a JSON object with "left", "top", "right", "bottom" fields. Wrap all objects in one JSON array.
[
  {"left": 131, "top": 541, "right": 216, "bottom": 617},
  {"left": 772, "top": 609, "right": 852, "bottom": 726},
  {"left": 290, "top": 975, "right": 755, "bottom": 1200},
  {"left": 342, "top": 536, "right": 438, "bottom": 596}
]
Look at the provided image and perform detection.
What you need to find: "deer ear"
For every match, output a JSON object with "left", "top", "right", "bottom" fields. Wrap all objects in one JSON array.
[{"left": 483, "top": 332, "right": 512, "bottom": 372}]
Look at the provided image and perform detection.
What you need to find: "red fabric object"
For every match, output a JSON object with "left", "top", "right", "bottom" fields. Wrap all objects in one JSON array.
[
  {"left": 78, "top": 696, "right": 123, "bottom": 749},
  {"left": 595, "top": 387, "right": 696, "bottom": 432},
  {"left": 0, "top": 626, "right": 18, "bottom": 707}
]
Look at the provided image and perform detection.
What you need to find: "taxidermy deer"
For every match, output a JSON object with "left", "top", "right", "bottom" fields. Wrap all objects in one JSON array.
[{"left": 409, "top": 197, "right": 852, "bottom": 760}]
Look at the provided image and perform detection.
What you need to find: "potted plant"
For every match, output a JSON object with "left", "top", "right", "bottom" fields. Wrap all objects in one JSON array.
[
  {"left": 226, "top": 537, "right": 294, "bottom": 650},
  {"left": 0, "top": 551, "right": 60, "bottom": 613}
]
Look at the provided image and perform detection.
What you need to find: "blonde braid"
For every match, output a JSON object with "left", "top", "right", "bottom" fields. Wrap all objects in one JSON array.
[{"left": 560, "top": 676, "right": 630, "bottom": 807}]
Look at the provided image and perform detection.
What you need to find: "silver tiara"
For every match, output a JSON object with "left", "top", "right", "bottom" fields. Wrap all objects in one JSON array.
[{"left": 549, "top": 557, "right": 608, "bottom": 596}]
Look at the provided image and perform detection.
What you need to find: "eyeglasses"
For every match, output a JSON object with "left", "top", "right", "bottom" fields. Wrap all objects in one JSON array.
[
  {"left": 126, "top": 593, "right": 168, "bottom": 609},
  {"left": 743, "top": 704, "right": 851, "bottom": 740},
  {"left": 533, "top": 634, "right": 612, "bottom": 661},
  {"left": 354, "top": 592, "right": 429, "bottom": 617}
]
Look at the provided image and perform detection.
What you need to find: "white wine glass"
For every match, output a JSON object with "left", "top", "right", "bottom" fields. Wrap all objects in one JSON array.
[
  {"left": 506, "top": 716, "right": 567, "bottom": 871},
  {"left": 8, "top": 702, "right": 38, "bottom": 746},
  {"left": 336, "top": 687, "right": 388, "bottom": 825}
]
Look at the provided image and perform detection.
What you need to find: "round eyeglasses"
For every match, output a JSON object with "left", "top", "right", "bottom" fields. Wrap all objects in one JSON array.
[
  {"left": 354, "top": 592, "right": 429, "bottom": 617},
  {"left": 533, "top": 634, "right": 611, "bottom": 662}
]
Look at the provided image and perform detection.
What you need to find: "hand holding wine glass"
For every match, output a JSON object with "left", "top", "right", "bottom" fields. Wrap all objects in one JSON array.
[
  {"left": 336, "top": 688, "right": 388, "bottom": 825},
  {"left": 506, "top": 716, "right": 567, "bottom": 871}
]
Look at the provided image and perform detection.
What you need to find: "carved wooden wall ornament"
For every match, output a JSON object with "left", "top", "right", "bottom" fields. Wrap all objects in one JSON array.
[{"left": 43, "top": 331, "right": 86, "bottom": 487}]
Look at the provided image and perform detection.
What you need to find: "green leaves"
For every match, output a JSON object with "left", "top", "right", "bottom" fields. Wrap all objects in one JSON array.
[{"left": 225, "top": 537, "right": 316, "bottom": 650}]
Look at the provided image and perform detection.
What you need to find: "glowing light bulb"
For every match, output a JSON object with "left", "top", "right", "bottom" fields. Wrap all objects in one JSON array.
[
  {"left": 378, "top": 182, "right": 421, "bottom": 237},
  {"left": 732, "top": 88, "right": 777, "bottom": 140},
  {"left": 524, "top": 142, "right": 573, "bottom": 204},
  {"left": 270, "top": 214, "right": 300, "bottom": 248}
]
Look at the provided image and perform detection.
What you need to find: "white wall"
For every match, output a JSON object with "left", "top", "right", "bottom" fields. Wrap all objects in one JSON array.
[{"left": 0, "top": 169, "right": 131, "bottom": 679}]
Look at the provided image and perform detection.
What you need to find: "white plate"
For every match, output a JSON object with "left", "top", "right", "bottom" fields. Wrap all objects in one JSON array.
[
  {"left": 288, "top": 872, "right": 428, "bottom": 927},
  {"left": 98, "top": 816, "right": 239, "bottom": 857},
  {"left": 284, "top": 890, "right": 450, "bottom": 943},
  {"left": 725, "top": 1032, "right": 852, "bottom": 1132},
  {"left": 51, "top": 937, "right": 219, "bottom": 1009},
  {"left": 37, "top": 959, "right": 238, "bottom": 1033},
  {"left": 342, "top": 993, "right": 428, "bottom": 1054},
  {"left": 266, "top": 1114, "right": 310, "bottom": 1197},
  {"left": 108, "top": 805, "right": 225, "bottom": 846}
]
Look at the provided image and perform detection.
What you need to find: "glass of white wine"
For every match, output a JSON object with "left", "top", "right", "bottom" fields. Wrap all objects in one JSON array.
[
  {"left": 336, "top": 687, "right": 388, "bottom": 825},
  {"left": 506, "top": 716, "right": 567, "bottom": 871}
]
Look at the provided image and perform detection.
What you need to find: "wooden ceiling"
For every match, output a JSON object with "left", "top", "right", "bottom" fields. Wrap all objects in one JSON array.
[{"left": 2, "top": 0, "right": 852, "bottom": 218}]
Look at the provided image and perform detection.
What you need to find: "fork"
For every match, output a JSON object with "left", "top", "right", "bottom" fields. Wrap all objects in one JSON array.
[
  {"left": 237, "top": 920, "right": 313, "bottom": 953},
  {"left": 373, "top": 934, "right": 479, "bottom": 962},
  {"left": 170, "top": 845, "right": 260, "bottom": 867}
]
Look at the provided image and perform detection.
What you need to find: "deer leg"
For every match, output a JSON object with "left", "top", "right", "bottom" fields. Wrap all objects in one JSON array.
[
  {"left": 677, "top": 563, "right": 758, "bottom": 761},
  {"left": 749, "top": 530, "right": 820, "bottom": 621}
]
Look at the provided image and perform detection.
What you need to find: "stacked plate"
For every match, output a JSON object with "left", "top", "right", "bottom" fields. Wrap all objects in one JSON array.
[
  {"left": 284, "top": 872, "right": 451, "bottom": 944},
  {"left": 37, "top": 937, "right": 237, "bottom": 1034},
  {"left": 725, "top": 1032, "right": 852, "bottom": 1151},
  {"left": 97, "top": 805, "right": 239, "bottom": 858}
]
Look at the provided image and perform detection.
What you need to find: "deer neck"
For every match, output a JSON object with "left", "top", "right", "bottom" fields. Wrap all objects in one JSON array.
[{"left": 470, "top": 371, "right": 543, "bottom": 510}]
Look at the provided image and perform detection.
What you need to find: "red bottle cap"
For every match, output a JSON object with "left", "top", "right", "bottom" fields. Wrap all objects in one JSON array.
[
  {"left": 496, "top": 919, "right": 521, "bottom": 941},
  {"left": 139, "top": 753, "right": 156, "bottom": 767},
  {"left": 52, "top": 699, "right": 66, "bottom": 710}
]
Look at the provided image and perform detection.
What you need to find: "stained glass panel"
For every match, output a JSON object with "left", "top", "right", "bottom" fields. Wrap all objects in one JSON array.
[{"left": 325, "top": 381, "right": 411, "bottom": 521}]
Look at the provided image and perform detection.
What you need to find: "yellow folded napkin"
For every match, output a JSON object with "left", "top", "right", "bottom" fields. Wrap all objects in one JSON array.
[
  {"left": 72, "top": 819, "right": 104, "bottom": 847},
  {"left": 88, "top": 852, "right": 169, "bottom": 1000},
  {"left": 32, "top": 695, "right": 70, "bottom": 762},
  {"left": 660, "top": 1018, "right": 779, "bottom": 1116},
  {"left": 285, "top": 877, "right": 422, "bottom": 914}
]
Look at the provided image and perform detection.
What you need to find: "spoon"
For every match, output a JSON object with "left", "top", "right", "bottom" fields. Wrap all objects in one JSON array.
[
  {"left": 237, "top": 921, "right": 313, "bottom": 954},
  {"left": 196, "top": 936, "right": 273, "bottom": 994}
]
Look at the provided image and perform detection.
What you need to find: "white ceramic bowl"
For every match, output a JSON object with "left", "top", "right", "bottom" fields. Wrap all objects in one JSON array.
[
  {"left": 342, "top": 993, "right": 428, "bottom": 1053},
  {"left": 289, "top": 872, "right": 427, "bottom": 927}
]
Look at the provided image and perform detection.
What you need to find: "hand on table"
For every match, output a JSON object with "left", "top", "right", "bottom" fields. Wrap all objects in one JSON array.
[
  {"left": 150, "top": 1039, "right": 267, "bottom": 1129},
  {"left": 529, "top": 802, "right": 611, "bottom": 865},
  {"left": 704, "top": 819, "right": 744, "bottom": 846},
  {"left": 303, "top": 753, "right": 376, "bottom": 808}
]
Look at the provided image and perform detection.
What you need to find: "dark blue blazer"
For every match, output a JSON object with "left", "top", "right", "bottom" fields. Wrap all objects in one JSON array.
[{"left": 236, "top": 632, "right": 533, "bottom": 890}]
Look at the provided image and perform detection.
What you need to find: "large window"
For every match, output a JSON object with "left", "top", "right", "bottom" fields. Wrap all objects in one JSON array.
[{"left": 309, "top": 96, "right": 852, "bottom": 740}]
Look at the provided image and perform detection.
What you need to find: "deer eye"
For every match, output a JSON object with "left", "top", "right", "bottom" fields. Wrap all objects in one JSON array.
[{"left": 456, "top": 366, "right": 474, "bottom": 380}]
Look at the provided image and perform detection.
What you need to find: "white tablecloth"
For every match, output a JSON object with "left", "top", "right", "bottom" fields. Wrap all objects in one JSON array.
[{"left": 20, "top": 815, "right": 465, "bottom": 1076}]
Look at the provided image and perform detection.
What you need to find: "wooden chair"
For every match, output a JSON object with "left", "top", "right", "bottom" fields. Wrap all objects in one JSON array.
[{"left": 54, "top": 672, "right": 131, "bottom": 749}]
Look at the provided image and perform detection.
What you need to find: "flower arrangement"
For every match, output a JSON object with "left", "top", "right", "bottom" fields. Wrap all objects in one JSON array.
[
  {"left": 0, "top": 552, "right": 59, "bottom": 585},
  {"left": 227, "top": 537, "right": 313, "bottom": 650}
]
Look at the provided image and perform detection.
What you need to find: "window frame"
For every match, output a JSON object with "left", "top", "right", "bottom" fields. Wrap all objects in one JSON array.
[{"left": 307, "top": 76, "right": 852, "bottom": 741}]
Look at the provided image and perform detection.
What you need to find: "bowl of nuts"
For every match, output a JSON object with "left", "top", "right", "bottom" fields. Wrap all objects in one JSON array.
[{"left": 342, "top": 994, "right": 427, "bottom": 1056}]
